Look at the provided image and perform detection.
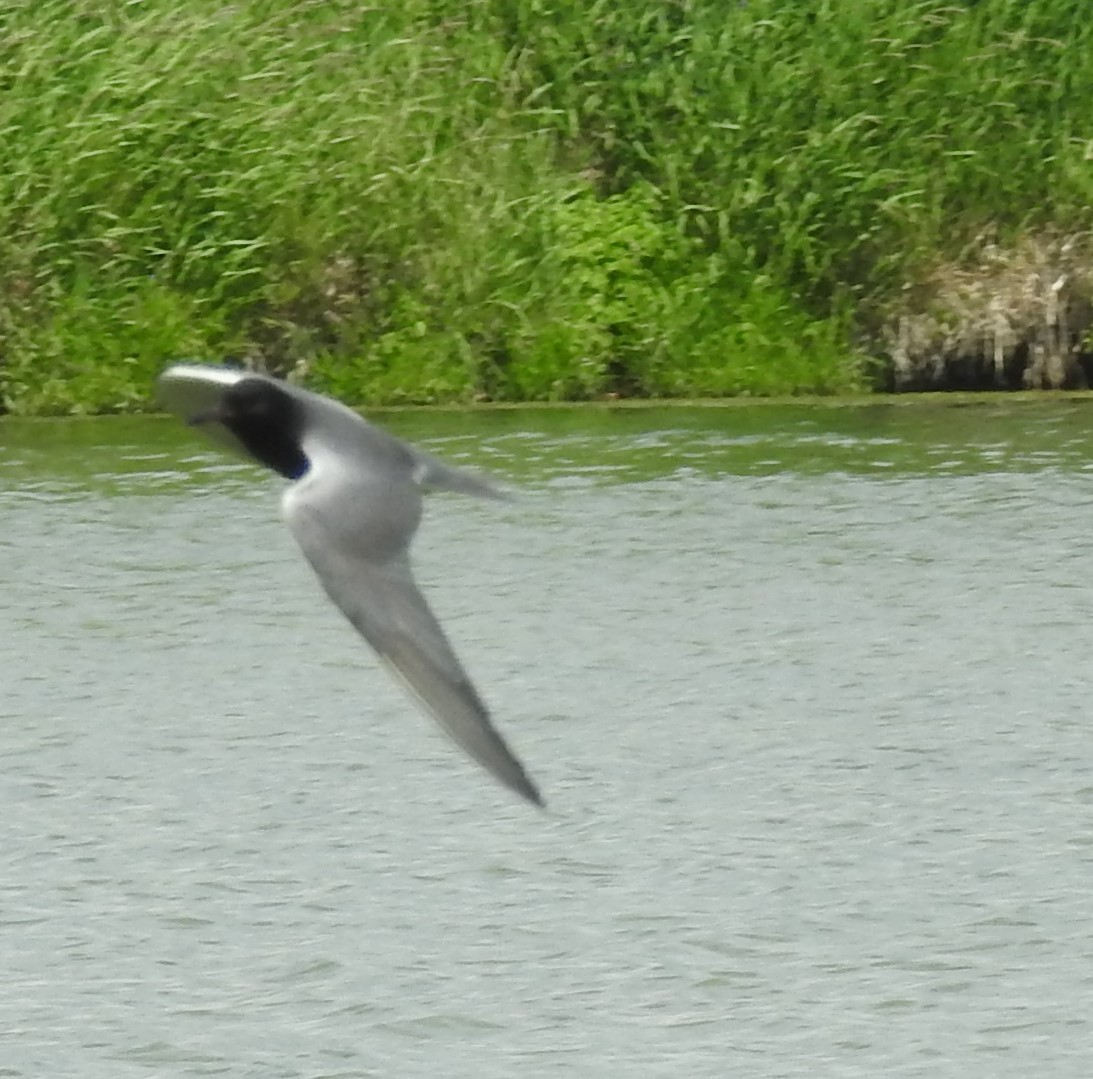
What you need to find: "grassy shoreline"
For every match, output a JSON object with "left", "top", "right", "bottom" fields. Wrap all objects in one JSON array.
[
  {"left": 7, "top": 388, "right": 1093, "bottom": 426},
  {"left": 1, "top": 0, "right": 1091, "bottom": 415}
]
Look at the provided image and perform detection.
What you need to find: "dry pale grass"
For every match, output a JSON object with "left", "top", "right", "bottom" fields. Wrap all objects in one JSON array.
[{"left": 883, "top": 233, "right": 1093, "bottom": 390}]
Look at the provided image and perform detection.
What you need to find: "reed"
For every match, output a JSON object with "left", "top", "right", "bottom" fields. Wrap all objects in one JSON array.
[{"left": 0, "top": 0, "right": 1088, "bottom": 412}]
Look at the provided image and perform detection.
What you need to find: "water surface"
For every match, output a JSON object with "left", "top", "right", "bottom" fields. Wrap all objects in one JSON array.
[{"left": 2, "top": 400, "right": 1092, "bottom": 1077}]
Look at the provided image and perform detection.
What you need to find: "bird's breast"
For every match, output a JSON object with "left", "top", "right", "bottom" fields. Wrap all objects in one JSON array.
[{"left": 282, "top": 467, "right": 422, "bottom": 566}]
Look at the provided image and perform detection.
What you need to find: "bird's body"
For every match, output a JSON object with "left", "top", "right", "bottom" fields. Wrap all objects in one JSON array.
[{"left": 158, "top": 364, "right": 543, "bottom": 806}]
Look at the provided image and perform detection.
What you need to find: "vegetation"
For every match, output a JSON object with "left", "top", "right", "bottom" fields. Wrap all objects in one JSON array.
[{"left": 0, "top": 0, "right": 1090, "bottom": 414}]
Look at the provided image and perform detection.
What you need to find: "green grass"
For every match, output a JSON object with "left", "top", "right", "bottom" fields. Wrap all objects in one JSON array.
[{"left": 0, "top": 0, "right": 1089, "bottom": 413}]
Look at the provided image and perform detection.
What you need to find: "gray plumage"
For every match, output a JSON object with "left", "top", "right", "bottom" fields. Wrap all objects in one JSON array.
[{"left": 158, "top": 364, "right": 543, "bottom": 807}]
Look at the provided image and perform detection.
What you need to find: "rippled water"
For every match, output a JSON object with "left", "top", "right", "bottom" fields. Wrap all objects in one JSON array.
[{"left": 2, "top": 400, "right": 1093, "bottom": 1077}]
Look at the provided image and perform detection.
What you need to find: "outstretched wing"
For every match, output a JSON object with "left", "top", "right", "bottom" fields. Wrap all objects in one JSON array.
[
  {"left": 410, "top": 450, "right": 512, "bottom": 501},
  {"left": 290, "top": 517, "right": 543, "bottom": 806}
]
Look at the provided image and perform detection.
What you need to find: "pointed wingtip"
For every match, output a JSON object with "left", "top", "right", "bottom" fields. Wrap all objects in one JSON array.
[
  {"left": 486, "top": 744, "right": 544, "bottom": 808},
  {"left": 412, "top": 453, "right": 514, "bottom": 501},
  {"left": 518, "top": 776, "right": 547, "bottom": 809}
]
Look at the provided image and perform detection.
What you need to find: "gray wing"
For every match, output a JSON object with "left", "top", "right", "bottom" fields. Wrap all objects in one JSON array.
[
  {"left": 295, "top": 537, "right": 543, "bottom": 806},
  {"left": 410, "top": 450, "right": 512, "bottom": 501}
]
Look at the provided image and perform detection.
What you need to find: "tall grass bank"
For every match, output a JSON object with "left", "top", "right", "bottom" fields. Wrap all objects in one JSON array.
[{"left": 1, "top": 0, "right": 1090, "bottom": 413}]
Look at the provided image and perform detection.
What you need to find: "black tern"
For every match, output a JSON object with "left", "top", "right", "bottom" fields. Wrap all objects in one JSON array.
[{"left": 158, "top": 364, "right": 543, "bottom": 806}]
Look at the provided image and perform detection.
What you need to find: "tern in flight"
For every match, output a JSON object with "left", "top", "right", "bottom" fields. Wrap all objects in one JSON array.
[{"left": 158, "top": 364, "right": 543, "bottom": 806}]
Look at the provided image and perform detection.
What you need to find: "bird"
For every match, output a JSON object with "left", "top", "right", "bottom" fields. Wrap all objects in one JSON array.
[{"left": 157, "top": 364, "right": 543, "bottom": 807}]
